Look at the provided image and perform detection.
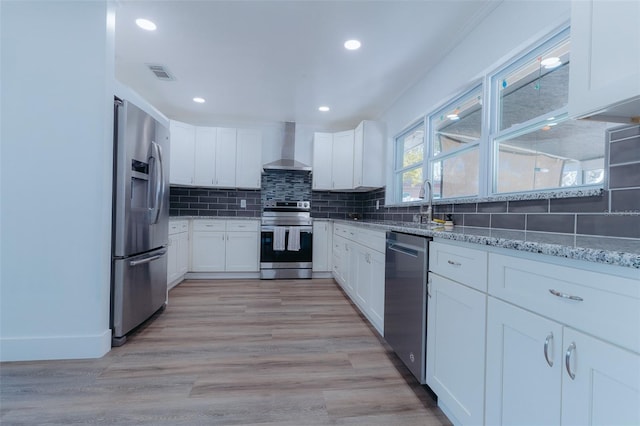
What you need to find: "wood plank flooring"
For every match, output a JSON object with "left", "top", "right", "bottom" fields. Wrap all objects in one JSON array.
[{"left": 1, "top": 279, "right": 452, "bottom": 425}]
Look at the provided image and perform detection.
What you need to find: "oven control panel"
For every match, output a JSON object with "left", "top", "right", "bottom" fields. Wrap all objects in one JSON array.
[{"left": 263, "top": 200, "right": 310, "bottom": 211}]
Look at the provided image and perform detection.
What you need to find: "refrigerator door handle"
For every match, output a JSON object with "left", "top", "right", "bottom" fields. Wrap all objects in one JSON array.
[
  {"left": 148, "top": 141, "right": 165, "bottom": 224},
  {"left": 129, "top": 249, "right": 167, "bottom": 267}
]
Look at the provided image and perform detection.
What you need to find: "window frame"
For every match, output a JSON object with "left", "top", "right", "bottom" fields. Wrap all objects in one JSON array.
[
  {"left": 427, "top": 83, "right": 485, "bottom": 200},
  {"left": 390, "top": 23, "right": 604, "bottom": 206},
  {"left": 393, "top": 119, "right": 427, "bottom": 204}
]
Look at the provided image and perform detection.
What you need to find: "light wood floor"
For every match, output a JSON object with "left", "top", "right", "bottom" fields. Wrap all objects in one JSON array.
[{"left": 1, "top": 279, "right": 452, "bottom": 425}]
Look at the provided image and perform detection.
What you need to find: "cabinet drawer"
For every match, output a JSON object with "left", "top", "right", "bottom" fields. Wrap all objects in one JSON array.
[
  {"left": 192, "top": 220, "right": 225, "bottom": 232},
  {"left": 333, "top": 224, "right": 352, "bottom": 239},
  {"left": 488, "top": 253, "right": 640, "bottom": 353},
  {"left": 169, "top": 220, "right": 189, "bottom": 235},
  {"left": 429, "top": 241, "right": 488, "bottom": 292},
  {"left": 226, "top": 220, "right": 259, "bottom": 232},
  {"left": 357, "top": 228, "right": 385, "bottom": 253}
]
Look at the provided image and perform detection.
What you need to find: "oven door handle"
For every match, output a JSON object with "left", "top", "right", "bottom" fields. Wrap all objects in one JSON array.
[{"left": 261, "top": 226, "right": 313, "bottom": 233}]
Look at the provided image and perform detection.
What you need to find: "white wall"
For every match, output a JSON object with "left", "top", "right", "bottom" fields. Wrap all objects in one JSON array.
[
  {"left": 380, "top": 0, "right": 571, "bottom": 204},
  {"left": 0, "top": 1, "right": 114, "bottom": 361}
]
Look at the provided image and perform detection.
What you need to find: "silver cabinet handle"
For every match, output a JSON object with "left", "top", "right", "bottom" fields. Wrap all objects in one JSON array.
[
  {"left": 549, "top": 289, "right": 584, "bottom": 302},
  {"left": 565, "top": 342, "right": 576, "bottom": 380},
  {"left": 447, "top": 260, "right": 461, "bottom": 266},
  {"left": 427, "top": 278, "right": 432, "bottom": 299},
  {"left": 544, "top": 332, "right": 554, "bottom": 367}
]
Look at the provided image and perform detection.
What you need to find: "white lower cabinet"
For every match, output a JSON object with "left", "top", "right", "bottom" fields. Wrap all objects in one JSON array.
[
  {"left": 225, "top": 223, "right": 259, "bottom": 272},
  {"left": 485, "top": 251, "right": 640, "bottom": 426},
  {"left": 191, "top": 219, "right": 259, "bottom": 272},
  {"left": 426, "top": 273, "right": 487, "bottom": 426},
  {"left": 167, "top": 220, "right": 189, "bottom": 288},
  {"left": 486, "top": 296, "right": 640, "bottom": 426},
  {"left": 485, "top": 297, "right": 563, "bottom": 425},
  {"left": 312, "top": 220, "right": 333, "bottom": 273},
  {"left": 331, "top": 223, "right": 385, "bottom": 335}
]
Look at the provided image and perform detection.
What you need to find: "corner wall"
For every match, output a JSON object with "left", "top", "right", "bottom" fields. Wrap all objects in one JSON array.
[{"left": 0, "top": 1, "right": 114, "bottom": 361}]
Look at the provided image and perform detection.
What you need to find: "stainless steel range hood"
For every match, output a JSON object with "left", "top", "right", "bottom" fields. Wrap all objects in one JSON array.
[{"left": 262, "top": 122, "right": 312, "bottom": 171}]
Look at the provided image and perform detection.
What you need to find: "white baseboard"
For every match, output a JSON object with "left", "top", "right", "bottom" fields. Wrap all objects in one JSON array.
[{"left": 0, "top": 329, "right": 112, "bottom": 362}]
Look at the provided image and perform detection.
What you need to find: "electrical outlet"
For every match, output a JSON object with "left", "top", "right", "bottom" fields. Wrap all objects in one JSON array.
[{"left": 240, "top": 199, "right": 246, "bottom": 208}]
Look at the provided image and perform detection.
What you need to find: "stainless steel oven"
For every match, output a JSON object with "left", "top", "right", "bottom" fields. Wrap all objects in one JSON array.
[{"left": 260, "top": 201, "right": 313, "bottom": 279}]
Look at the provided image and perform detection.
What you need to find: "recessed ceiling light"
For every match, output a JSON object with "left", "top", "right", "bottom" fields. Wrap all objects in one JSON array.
[
  {"left": 135, "top": 18, "right": 157, "bottom": 31},
  {"left": 344, "top": 39, "right": 361, "bottom": 50},
  {"left": 193, "top": 97, "right": 206, "bottom": 103},
  {"left": 541, "top": 57, "right": 561, "bottom": 69},
  {"left": 318, "top": 106, "right": 330, "bottom": 112}
]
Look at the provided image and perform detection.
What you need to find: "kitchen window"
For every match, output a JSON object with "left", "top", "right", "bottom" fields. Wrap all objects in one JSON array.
[
  {"left": 490, "top": 28, "right": 609, "bottom": 194},
  {"left": 394, "top": 121, "right": 425, "bottom": 202},
  {"left": 392, "top": 25, "right": 611, "bottom": 204},
  {"left": 429, "top": 86, "right": 483, "bottom": 199}
]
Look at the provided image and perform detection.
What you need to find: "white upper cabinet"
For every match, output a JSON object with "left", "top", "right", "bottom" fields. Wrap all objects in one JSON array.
[
  {"left": 331, "top": 130, "right": 355, "bottom": 190},
  {"left": 194, "top": 127, "right": 216, "bottom": 186},
  {"left": 353, "top": 120, "right": 384, "bottom": 189},
  {"left": 235, "top": 128, "right": 262, "bottom": 189},
  {"left": 569, "top": 0, "right": 640, "bottom": 122},
  {"left": 313, "top": 121, "right": 383, "bottom": 191},
  {"left": 312, "top": 132, "right": 334, "bottom": 190},
  {"left": 215, "top": 127, "right": 237, "bottom": 188},
  {"left": 170, "top": 121, "right": 262, "bottom": 189},
  {"left": 169, "top": 121, "right": 195, "bottom": 185}
]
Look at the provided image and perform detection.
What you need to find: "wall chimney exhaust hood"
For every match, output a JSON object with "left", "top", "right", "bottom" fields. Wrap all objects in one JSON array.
[{"left": 262, "top": 122, "right": 312, "bottom": 172}]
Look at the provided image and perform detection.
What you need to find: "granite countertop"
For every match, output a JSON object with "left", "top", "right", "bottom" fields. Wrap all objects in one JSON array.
[
  {"left": 170, "top": 216, "right": 259, "bottom": 221},
  {"left": 332, "top": 219, "right": 640, "bottom": 270}
]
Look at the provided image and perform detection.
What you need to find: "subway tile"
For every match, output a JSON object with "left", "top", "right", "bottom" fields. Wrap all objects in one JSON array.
[
  {"left": 454, "top": 203, "right": 477, "bottom": 213},
  {"left": 198, "top": 196, "right": 219, "bottom": 203},
  {"left": 169, "top": 209, "right": 180, "bottom": 216},
  {"left": 577, "top": 214, "right": 640, "bottom": 238},
  {"left": 180, "top": 196, "right": 199, "bottom": 203},
  {"left": 610, "top": 137, "right": 640, "bottom": 165},
  {"left": 491, "top": 214, "right": 526, "bottom": 230},
  {"left": 189, "top": 189, "right": 211, "bottom": 196},
  {"left": 550, "top": 193, "right": 608, "bottom": 213},
  {"left": 526, "top": 214, "right": 575, "bottom": 233},
  {"left": 478, "top": 201, "right": 508, "bottom": 213},
  {"left": 451, "top": 214, "right": 464, "bottom": 226},
  {"left": 610, "top": 188, "right": 640, "bottom": 213},
  {"left": 180, "top": 209, "right": 198, "bottom": 216},
  {"left": 463, "top": 213, "right": 490, "bottom": 227},
  {"left": 169, "top": 187, "right": 190, "bottom": 196},
  {"left": 609, "top": 163, "right": 640, "bottom": 189},
  {"left": 508, "top": 199, "right": 549, "bottom": 213}
]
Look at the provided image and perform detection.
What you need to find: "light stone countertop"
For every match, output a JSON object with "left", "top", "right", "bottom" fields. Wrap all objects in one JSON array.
[
  {"left": 332, "top": 219, "right": 640, "bottom": 270},
  {"left": 171, "top": 216, "right": 640, "bottom": 269}
]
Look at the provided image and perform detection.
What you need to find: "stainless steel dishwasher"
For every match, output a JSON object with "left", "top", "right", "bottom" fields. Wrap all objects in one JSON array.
[{"left": 384, "top": 231, "right": 431, "bottom": 384}]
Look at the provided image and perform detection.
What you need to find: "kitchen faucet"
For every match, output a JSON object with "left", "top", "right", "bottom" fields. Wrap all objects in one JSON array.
[{"left": 418, "top": 179, "right": 433, "bottom": 224}]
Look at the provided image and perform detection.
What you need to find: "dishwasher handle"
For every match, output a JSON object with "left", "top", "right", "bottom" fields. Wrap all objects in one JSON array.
[{"left": 386, "top": 242, "right": 420, "bottom": 258}]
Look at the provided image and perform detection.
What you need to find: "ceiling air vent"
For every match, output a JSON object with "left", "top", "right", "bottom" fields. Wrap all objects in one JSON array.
[{"left": 147, "top": 64, "right": 175, "bottom": 81}]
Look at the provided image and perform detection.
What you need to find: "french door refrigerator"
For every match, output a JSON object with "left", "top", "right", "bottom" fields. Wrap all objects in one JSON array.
[{"left": 111, "top": 97, "right": 169, "bottom": 346}]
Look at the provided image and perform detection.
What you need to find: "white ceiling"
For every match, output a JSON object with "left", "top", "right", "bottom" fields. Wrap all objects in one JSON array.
[{"left": 114, "top": 0, "right": 500, "bottom": 130}]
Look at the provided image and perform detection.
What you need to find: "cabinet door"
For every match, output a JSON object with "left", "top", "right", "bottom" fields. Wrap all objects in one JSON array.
[
  {"left": 569, "top": 0, "right": 640, "bottom": 119},
  {"left": 167, "top": 233, "right": 179, "bottom": 283},
  {"left": 426, "top": 274, "right": 486, "bottom": 426},
  {"left": 368, "top": 250, "right": 385, "bottom": 335},
  {"left": 353, "top": 122, "right": 364, "bottom": 187},
  {"left": 236, "top": 128, "right": 262, "bottom": 189},
  {"left": 353, "top": 244, "right": 370, "bottom": 310},
  {"left": 344, "top": 240, "right": 356, "bottom": 296},
  {"left": 561, "top": 327, "right": 640, "bottom": 426},
  {"left": 169, "top": 121, "right": 195, "bottom": 185},
  {"left": 331, "top": 130, "right": 354, "bottom": 190},
  {"left": 332, "top": 235, "right": 346, "bottom": 286},
  {"left": 313, "top": 132, "right": 333, "bottom": 190},
  {"left": 194, "top": 127, "right": 216, "bottom": 186},
  {"left": 225, "top": 231, "right": 259, "bottom": 271},
  {"left": 176, "top": 231, "right": 189, "bottom": 276},
  {"left": 215, "top": 127, "right": 237, "bottom": 187},
  {"left": 485, "top": 296, "right": 563, "bottom": 426},
  {"left": 312, "top": 221, "right": 330, "bottom": 272},
  {"left": 191, "top": 231, "right": 226, "bottom": 271}
]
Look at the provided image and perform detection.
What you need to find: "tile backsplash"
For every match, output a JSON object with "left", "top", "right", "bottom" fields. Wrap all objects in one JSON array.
[{"left": 170, "top": 125, "right": 638, "bottom": 240}]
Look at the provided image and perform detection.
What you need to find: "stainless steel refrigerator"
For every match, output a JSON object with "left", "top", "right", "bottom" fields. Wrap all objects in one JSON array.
[{"left": 111, "top": 97, "right": 169, "bottom": 346}]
